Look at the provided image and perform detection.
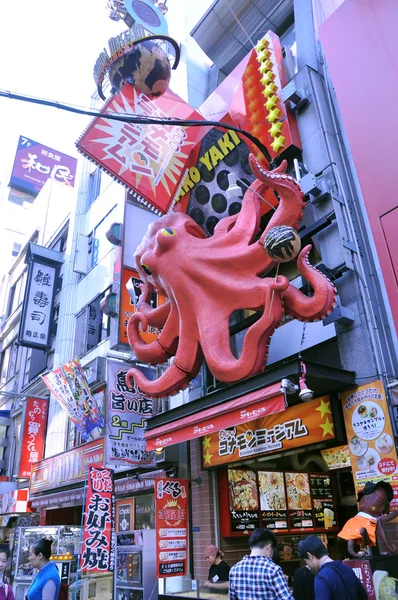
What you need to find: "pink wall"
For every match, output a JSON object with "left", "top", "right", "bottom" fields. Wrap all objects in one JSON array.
[{"left": 319, "top": 0, "right": 398, "bottom": 332}]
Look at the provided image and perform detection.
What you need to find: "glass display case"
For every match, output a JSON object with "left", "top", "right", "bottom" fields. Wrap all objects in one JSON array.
[
  {"left": 13, "top": 526, "right": 81, "bottom": 580},
  {"left": 115, "top": 530, "right": 156, "bottom": 600},
  {"left": 159, "top": 577, "right": 229, "bottom": 600}
]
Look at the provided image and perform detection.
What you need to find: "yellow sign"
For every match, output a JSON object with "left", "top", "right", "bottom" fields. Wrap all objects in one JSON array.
[
  {"left": 321, "top": 445, "right": 351, "bottom": 470},
  {"left": 341, "top": 380, "right": 398, "bottom": 507}
]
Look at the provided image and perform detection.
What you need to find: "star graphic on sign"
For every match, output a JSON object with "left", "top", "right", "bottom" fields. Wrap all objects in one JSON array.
[
  {"left": 269, "top": 121, "right": 283, "bottom": 137},
  {"left": 257, "top": 49, "right": 270, "bottom": 63},
  {"left": 265, "top": 95, "right": 278, "bottom": 111},
  {"left": 320, "top": 417, "right": 334, "bottom": 437},
  {"left": 270, "top": 136, "right": 285, "bottom": 152},
  {"left": 262, "top": 83, "right": 276, "bottom": 98},
  {"left": 316, "top": 398, "right": 332, "bottom": 418},
  {"left": 203, "top": 436, "right": 211, "bottom": 450},
  {"left": 203, "top": 450, "right": 213, "bottom": 466},
  {"left": 267, "top": 108, "right": 280, "bottom": 123},
  {"left": 255, "top": 39, "right": 268, "bottom": 53},
  {"left": 259, "top": 60, "right": 272, "bottom": 74}
]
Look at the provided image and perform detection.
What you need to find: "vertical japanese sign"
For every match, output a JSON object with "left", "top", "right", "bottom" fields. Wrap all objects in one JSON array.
[
  {"left": 344, "top": 560, "right": 376, "bottom": 600},
  {"left": 18, "top": 261, "right": 57, "bottom": 349},
  {"left": 77, "top": 84, "right": 202, "bottom": 213},
  {"left": 81, "top": 465, "right": 115, "bottom": 572},
  {"left": 9, "top": 135, "right": 77, "bottom": 196},
  {"left": 42, "top": 359, "right": 104, "bottom": 442},
  {"left": 106, "top": 360, "right": 155, "bottom": 467},
  {"left": 155, "top": 478, "right": 188, "bottom": 577},
  {"left": 342, "top": 380, "right": 398, "bottom": 509},
  {"left": 19, "top": 397, "right": 48, "bottom": 478}
]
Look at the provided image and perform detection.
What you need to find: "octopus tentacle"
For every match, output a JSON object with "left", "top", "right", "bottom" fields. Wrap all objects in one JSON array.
[
  {"left": 202, "top": 277, "right": 289, "bottom": 382},
  {"left": 127, "top": 308, "right": 178, "bottom": 364},
  {"left": 282, "top": 245, "right": 337, "bottom": 321},
  {"left": 127, "top": 342, "right": 203, "bottom": 398},
  {"left": 249, "top": 155, "right": 306, "bottom": 237},
  {"left": 136, "top": 297, "right": 171, "bottom": 328}
]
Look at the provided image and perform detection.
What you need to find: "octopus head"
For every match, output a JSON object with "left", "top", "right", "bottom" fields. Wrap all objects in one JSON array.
[{"left": 134, "top": 212, "right": 206, "bottom": 290}]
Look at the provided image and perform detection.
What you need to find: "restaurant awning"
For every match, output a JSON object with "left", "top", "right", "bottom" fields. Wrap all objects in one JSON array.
[{"left": 145, "top": 382, "right": 285, "bottom": 451}]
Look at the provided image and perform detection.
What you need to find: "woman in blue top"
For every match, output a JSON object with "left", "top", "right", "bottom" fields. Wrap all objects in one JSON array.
[{"left": 27, "top": 539, "right": 60, "bottom": 600}]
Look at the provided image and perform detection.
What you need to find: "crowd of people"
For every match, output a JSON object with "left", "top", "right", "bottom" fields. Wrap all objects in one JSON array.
[{"left": 205, "top": 529, "right": 369, "bottom": 600}]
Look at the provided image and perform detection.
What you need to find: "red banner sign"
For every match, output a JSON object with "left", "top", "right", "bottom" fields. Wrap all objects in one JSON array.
[
  {"left": 19, "top": 397, "right": 48, "bottom": 479},
  {"left": 155, "top": 478, "right": 188, "bottom": 577},
  {"left": 81, "top": 465, "right": 115, "bottom": 572},
  {"left": 77, "top": 84, "right": 202, "bottom": 214}
]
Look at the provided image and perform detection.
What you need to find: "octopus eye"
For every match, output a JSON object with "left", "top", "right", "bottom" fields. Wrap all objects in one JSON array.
[
  {"left": 160, "top": 227, "right": 176, "bottom": 236},
  {"left": 141, "top": 263, "right": 152, "bottom": 276}
]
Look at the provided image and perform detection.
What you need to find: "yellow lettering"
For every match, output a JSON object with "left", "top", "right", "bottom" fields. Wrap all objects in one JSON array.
[
  {"left": 199, "top": 152, "right": 212, "bottom": 171},
  {"left": 229, "top": 130, "right": 242, "bottom": 146},
  {"left": 182, "top": 176, "right": 195, "bottom": 193},
  {"left": 189, "top": 167, "right": 201, "bottom": 183},
  {"left": 209, "top": 145, "right": 224, "bottom": 167},
  {"left": 218, "top": 132, "right": 236, "bottom": 155}
]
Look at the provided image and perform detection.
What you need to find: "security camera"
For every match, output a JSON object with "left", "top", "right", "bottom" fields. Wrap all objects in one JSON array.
[
  {"left": 299, "top": 387, "right": 314, "bottom": 402},
  {"left": 280, "top": 378, "right": 299, "bottom": 395}
]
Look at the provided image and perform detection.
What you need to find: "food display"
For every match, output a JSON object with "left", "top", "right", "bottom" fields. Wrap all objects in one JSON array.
[
  {"left": 285, "top": 473, "right": 312, "bottom": 510},
  {"left": 321, "top": 445, "right": 351, "bottom": 469},
  {"left": 227, "top": 469, "right": 259, "bottom": 533},
  {"left": 228, "top": 470, "right": 259, "bottom": 511},
  {"left": 258, "top": 472, "right": 288, "bottom": 530},
  {"left": 221, "top": 468, "right": 338, "bottom": 538}
]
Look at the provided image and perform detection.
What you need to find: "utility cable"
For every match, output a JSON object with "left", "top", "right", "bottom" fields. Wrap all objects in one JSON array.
[{"left": 0, "top": 88, "right": 273, "bottom": 164}]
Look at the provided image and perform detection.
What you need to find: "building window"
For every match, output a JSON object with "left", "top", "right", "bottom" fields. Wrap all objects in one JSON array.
[
  {"left": 74, "top": 288, "right": 112, "bottom": 357},
  {"left": 88, "top": 204, "right": 117, "bottom": 270},
  {"left": 0, "top": 339, "right": 19, "bottom": 385},
  {"left": 86, "top": 168, "right": 102, "bottom": 211},
  {"left": 12, "top": 242, "right": 22, "bottom": 257},
  {"left": 6, "top": 271, "right": 27, "bottom": 318}
]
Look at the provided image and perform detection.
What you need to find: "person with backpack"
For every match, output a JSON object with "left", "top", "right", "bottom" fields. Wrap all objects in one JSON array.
[
  {"left": 26, "top": 539, "right": 60, "bottom": 600},
  {"left": 297, "top": 535, "right": 367, "bottom": 600},
  {"left": 0, "top": 545, "right": 14, "bottom": 600}
]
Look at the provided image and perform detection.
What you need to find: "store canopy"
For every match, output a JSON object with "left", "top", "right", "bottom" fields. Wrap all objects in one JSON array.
[{"left": 145, "top": 382, "right": 285, "bottom": 451}]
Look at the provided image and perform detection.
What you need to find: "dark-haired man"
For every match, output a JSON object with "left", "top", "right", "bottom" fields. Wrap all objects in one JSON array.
[
  {"left": 297, "top": 535, "right": 367, "bottom": 600},
  {"left": 229, "top": 528, "right": 293, "bottom": 600}
]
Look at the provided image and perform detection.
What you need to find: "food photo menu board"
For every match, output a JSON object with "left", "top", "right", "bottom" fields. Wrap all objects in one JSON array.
[
  {"left": 220, "top": 468, "right": 338, "bottom": 537},
  {"left": 258, "top": 471, "right": 288, "bottom": 530},
  {"left": 228, "top": 469, "right": 260, "bottom": 533}
]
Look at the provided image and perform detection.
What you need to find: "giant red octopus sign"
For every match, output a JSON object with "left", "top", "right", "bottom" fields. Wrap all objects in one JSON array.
[{"left": 126, "top": 155, "right": 337, "bottom": 398}]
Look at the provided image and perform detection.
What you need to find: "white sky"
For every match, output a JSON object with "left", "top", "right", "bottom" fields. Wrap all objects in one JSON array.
[{"left": 0, "top": 1, "right": 128, "bottom": 187}]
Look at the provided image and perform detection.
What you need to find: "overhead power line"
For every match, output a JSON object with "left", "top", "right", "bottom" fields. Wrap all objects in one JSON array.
[{"left": 0, "top": 88, "right": 273, "bottom": 164}]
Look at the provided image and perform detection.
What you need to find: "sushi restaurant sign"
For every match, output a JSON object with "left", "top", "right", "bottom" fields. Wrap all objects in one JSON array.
[{"left": 342, "top": 380, "right": 398, "bottom": 508}]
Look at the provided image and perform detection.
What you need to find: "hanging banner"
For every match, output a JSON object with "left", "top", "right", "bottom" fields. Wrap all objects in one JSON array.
[
  {"left": 155, "top": 478, "right": 188, "bottom": 577},
  {"left": 106, "top": 360, "right": 156, "bottom": 467},
  {"left": 42, "top": 359, "right": 104, "bottom": 442},
  {"left": 202, "top": 396, "right": 335, "bottom": 467},
  {"left": 81, "top": 465, "right": 115, "bottom": 572},
  {"left": 19, "top": 397, "right": 48, "bottom": 479},
  {"left": 342, "top": 380, "right": 398, "bottom": 509}
]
